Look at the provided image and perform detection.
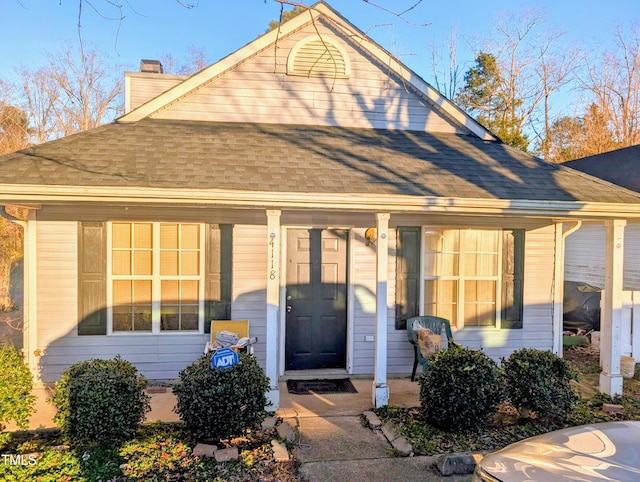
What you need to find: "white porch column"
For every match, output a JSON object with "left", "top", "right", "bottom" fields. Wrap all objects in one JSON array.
[
  {"left": 265, "top": 210, "right": 281, "bottom": 409},
  {"left": 600, "top": 219, "right": 626, "bottom": 396},
  {"left": 373, "top": 213, "right": 390, "bottom": 408}
]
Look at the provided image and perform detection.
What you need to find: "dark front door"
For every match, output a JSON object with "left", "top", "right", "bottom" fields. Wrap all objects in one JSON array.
[{"left": 285, "top": 229, "right": 348, "bottom": 370}]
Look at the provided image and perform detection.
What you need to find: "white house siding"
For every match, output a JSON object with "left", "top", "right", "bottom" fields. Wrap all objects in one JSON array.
[
  {"left": 36, "top": 221, "right": 215, "bottom": 382},
  {"left": 125, "top": 72, "right": 186, "bottom": 112},
  {"left": 626, "top": 223, "right": 640, "bottom": 289},
  {"left": 153, "top": 23, "right": 464, "bottom": 133},
  {"left": 36, "top": 221, "right": 77, "bottom": 382},
  {"left": 230, "top": 225, "right": 268, "bottom": 370},
  {"left": 565, "top": 223, "right": 605, "bottom": 288},
  {"left": 350, "top": 227, "right": 401, "bottom": 375},
  {"left": 454, "top": 225, "right": 556, "bottom": 362},
  {"left": 565, "top": 221, "right": 640, "bottom": 290}
]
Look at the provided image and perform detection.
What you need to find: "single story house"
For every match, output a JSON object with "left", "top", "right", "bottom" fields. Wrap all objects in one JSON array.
[{"left": 2, "top": 2, "right": 640, "bottom": 407}]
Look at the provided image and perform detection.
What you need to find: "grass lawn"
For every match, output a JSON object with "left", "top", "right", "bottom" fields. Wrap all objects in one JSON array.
[
  {"left": 374, "top": 346, "right": 640, "bottom": 456},
  {"left": 0, "top": 422, "right": 301, "bottom": 482}
]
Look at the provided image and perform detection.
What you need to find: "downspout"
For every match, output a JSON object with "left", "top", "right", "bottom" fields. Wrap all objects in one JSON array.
[{"left": 553, "top": 220, "right": 582, "bottom": 356}]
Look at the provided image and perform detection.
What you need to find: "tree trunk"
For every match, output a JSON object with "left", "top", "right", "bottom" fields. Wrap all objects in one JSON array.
[{"left": 0, "top": 263, "right": 13, "bottom": 312}]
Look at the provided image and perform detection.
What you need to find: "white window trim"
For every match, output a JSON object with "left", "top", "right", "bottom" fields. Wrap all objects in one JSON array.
[
  {"left": 106, "top": 222, "right": 206, "bottom": 335},
  {"left": 419, "top": 226, "right": 504, "bottom": 329}
]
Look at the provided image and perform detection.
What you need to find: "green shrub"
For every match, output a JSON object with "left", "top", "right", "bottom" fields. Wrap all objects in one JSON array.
[
  {"left": 173, "top": 351, "right": 270, "bottom": 441},
  {"left": 502, "top": 348, "right": 579, "bottom": 421},
  {"left": 0, "top": 344, "right": 35, "bottom": 444},
  {"left": 52, "top": 356, "right": 150, "bottom": 445},
  {"left": 419, "top": 347, "right": 503, "bottom": 431}
]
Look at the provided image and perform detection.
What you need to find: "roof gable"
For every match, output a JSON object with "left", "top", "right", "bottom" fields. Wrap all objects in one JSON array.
[{"left": 118, "top": 2, "right": 495, "bottom": 139}]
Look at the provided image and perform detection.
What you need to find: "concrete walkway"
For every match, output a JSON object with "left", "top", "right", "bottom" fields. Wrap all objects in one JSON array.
[
  {"left": 11, "top": 384, "right": 181, "bottom": 431},
  {"left": 276, "top": 378, "right": 473, "bottom": 482}
]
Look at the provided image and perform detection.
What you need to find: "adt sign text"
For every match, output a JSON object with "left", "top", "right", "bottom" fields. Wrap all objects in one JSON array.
[{"left": 212, "top": 347, "right": 239, "bottom": 369}]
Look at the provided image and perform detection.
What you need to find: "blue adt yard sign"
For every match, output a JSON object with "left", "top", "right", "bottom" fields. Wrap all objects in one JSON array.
[{"left": 212, "top": 347, "right": 239, "bottom": 369}]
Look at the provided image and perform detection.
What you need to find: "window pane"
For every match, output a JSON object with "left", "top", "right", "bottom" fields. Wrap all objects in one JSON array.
[
  {"left": 181, "top": 251, "right": 199, "bottom": 276},
  {"left": 443, "top": 230, "right": 460, "bottom": 253},
  {"left": 133, "top": 307, "right": 152, "bottom": 331},
  {"left": 464, "top": 231, "right": 498, "bottom": 276},
  {"left": 161, "top": 280, "right": 179, "bottom": 302},
  {"left": 441, "top": 230, "right": 459, "bottom": 276},
  {"left": 113, "top": 307, "right": 132, "bottom": 331},
  {"left": 112, "top": 251, "right": 131, "bottom": 275},
  {"left": 181, "top": 306, "right": 199, "bottom": 331},
  {"left": 440, "top": 280, "right": 458, "bottom": 327},
  {"left": 181, "top": 280, "right": 199, "bottom": 302},
  {"left": 423, "top": 230, "right": 441, "bottom": 277},
  {"left": 160, "top": 224, "right": 178, "bottom": 249},
  {"left": 423, "top": 280, "right": 437, "bottom": 315},
  {"left": 134, "top": 280, "right": 152, "bottom": 304},
  {"left": 113, "top": 280, "right": 132, "bottom": 305},
  {"left": 464, "top": 280, "right": 496, "bottom": 326},
  {"left": 423, "top": 279, "right": 457, "bottom": 326},
  {"left": 160, "top": 251, "right": 179, "bottom": 276},
  {"left": 134, "top": 250, "right": 152, "bottom": 275},
  {"left": 134, "top": 223, "right": 152, "bottom": 249},
  {"left": 112, "top": 223, "right": 131, "bottom": 249},
  {"left": 181, "top": 224, "right": 199, "bottom": 249},
  {"left": 161, "top": 306, "right": 179, "bottom": 330},
  {"left": 440, "top": 253, "right": 459, "bottom": 276},
  {"left": 478, "top": 254, "right": 498, "bottom": 276},
  {"left": 439, "top": 302, "right": 457, "bottom": 327}
]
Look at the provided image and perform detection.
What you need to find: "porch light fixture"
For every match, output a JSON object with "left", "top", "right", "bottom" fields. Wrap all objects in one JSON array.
[{"left": 365, "top": 227, "right": 377, "bottom": 246}]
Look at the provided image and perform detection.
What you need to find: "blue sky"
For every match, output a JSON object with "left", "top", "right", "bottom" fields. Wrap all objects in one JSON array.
[{"left": 1, "top": 0, "right": 638, "bottom": 108}]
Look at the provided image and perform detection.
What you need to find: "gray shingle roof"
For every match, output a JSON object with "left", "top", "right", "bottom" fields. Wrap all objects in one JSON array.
[
  {"left": 564, "top": 145, "right": 640, "bottom": 194},
  {"left": 2, "top": 119, "right": 640, "bottom": 204}
]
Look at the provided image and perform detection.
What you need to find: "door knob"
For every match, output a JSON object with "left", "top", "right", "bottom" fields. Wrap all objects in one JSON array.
[{"left": 286, "top": 305, "right": 292, "bottom": 312}]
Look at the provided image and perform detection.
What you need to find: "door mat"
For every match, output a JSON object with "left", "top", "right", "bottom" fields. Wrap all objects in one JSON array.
[{"left": 286, "top": 378, "right": 358, "bottom": 395}]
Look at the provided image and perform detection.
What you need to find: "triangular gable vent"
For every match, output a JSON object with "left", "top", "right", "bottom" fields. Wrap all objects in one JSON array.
[{"left": 287, "top": 36, "right": 351, "bottom": 78}]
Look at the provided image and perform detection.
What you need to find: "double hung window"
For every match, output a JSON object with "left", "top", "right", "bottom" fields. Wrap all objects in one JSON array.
[
  {"left": 109, "top": 222, "right": 204, "bottom": 333},
  {"left": 422, "top": 228, "right": 500, "bottom": 327},
  {"left": 395, "top": 226, "right": 524, "bottom": 330}
]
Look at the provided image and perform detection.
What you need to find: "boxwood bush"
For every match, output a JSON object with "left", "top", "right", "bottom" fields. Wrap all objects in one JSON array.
[
  {"left": 173, "top": 351, "right": 270, "bottom": 441},
  {"left": 0, "top": 344, "right": 35, "bottom": 444},
  {"left": 502, "top": 348, "right": 579, "bottom": 421},
  {"left": 419, "top": 347, "right": 503, "bottom": 431},
  {"left": 52, "top": 356, "right": 150, "bottom": 445}
]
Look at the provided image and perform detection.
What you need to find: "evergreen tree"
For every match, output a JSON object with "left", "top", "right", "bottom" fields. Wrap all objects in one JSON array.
[{"left": 456, "top": 51, "right": 529, "bottom": 151}]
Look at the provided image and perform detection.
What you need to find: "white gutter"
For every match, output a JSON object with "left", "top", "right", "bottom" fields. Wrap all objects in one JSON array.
[{"left": 562, "top": 220, "right": 583, "bottom": 239}]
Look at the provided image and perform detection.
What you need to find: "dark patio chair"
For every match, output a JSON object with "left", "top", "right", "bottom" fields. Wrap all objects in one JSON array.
[{"left": 407, "top": 315, "right": 460, "bottom": 381}]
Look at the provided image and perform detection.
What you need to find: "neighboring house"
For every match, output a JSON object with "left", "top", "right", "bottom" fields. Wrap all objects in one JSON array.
[
  {"left": 564, "top": 145, "right": 640, "bottom": 290},
  {"left": 1, "top": 2, "right": 639, "bottom": 406}
]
